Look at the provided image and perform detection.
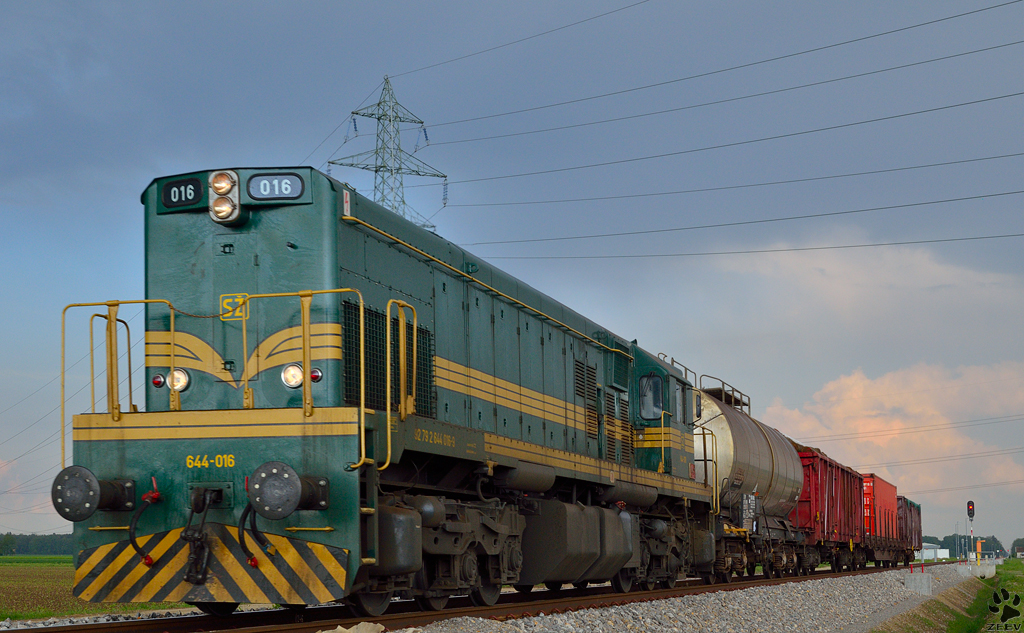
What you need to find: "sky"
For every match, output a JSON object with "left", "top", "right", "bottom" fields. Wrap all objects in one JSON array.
[{"left": 0, "top": 1, "right": 1021, "bottom": 550}]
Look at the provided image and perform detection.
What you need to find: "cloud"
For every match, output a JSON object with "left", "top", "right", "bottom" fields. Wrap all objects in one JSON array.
[{"left": 764, "top": 361, "right": 1024, "bottom": 546}]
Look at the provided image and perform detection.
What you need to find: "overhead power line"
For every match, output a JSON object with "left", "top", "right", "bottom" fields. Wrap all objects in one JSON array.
[
  {"left": 856, "top": 445, "right": 1024, "bottom": 469},
  {"left": 486, "top": 232, "right": 1024, "bottom": 260},
  {"left": 410, "top": 91, "right": 1024, "bottom": 188},
  {"left": 463, "top": 190, "right": 1024, "bottom": 247},
  {"left": 445, "top": 152, "right": 1024, "bottom": 209},
  {"left": 798, "top": 413, "right": 1024, "bottom": 443},
  {"left": 390, "top": 0, "right": 653, "bottom": 78},
  {"left": 429, "top": 40, "right": 1024, "bottom": 147},
  {"left": 428, "top": 0, "right": 1024, "bottom": 129},
  {"left": 902, "top": 479, "right": 1024, "bottom": 495}
]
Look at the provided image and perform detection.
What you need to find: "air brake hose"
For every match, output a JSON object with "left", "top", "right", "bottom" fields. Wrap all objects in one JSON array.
[
  {"left": 237, "top": 503, "right": 258, "bottom": 567},
  {"left": 129, "top": 477, "right": 161, "bottom": 567}
]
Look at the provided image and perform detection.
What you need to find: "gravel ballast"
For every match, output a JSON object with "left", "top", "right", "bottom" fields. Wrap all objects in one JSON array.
[{"left": 393, "top": 565, "right": 970, "bottom": 633}]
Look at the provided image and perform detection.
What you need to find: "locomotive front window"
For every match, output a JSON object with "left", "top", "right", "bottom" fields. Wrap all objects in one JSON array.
[{"left": 639, "top": 374, "right": 663, "bottom": 420}]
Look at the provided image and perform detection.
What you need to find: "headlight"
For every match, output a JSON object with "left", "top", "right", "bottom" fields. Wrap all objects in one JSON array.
[
  {"left": 211, "top": 196, "right": 236, "bottom": 219},
  {"left": 169, "top": 368, "right": 190, "bottom": 392},
  {"left": 281, "top": 364, "right": 303, "bottom": 389},
  {"left": 208, "top": 170, "right": 244, "bottom": 225},
  {"left": 210, "top": 171, "right": 235, "bottom": 195}
]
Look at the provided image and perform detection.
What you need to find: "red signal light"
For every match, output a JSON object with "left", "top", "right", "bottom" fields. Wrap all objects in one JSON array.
[
  {"left": 152, "top": 374, "right": 165, "bottom": 388},
  {"left": 967, "top": 500, "right": 975, "bottom": 519}
]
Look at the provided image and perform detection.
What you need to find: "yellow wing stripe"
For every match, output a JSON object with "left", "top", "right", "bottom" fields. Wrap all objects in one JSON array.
[{"left": 146, "top": 324, "right": 343, "bottom": 389}]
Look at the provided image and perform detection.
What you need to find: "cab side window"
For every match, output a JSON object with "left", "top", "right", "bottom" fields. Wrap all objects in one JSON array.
[{"left": 639, "top": 374, "right": 663, "bottom": 420}]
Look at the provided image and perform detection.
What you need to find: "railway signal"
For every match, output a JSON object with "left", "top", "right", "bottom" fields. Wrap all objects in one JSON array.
[{"left": 967, "top": 500, "right": 975, "bottom": 519}]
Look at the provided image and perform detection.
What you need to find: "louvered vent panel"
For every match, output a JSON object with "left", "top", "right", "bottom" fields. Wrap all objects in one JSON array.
[
  {"left": 585, "top": 363, "right": 599, "bottom": 440},
  {"left": 604, "top": 391, "right": 618, "bottom": 461}
]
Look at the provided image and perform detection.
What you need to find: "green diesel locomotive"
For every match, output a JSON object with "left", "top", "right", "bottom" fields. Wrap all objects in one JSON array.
[{"left": 51, "top": 166, "right": 760, "bottom": 616}]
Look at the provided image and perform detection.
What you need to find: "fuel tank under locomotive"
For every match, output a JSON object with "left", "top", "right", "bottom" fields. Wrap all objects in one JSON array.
[{"left": 693, "top": 392, "right": 802, "bottom": 523}]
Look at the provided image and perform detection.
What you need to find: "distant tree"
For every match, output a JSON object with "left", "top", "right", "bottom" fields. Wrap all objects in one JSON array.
[
  {"left": 1011, "top": 537, "right": 1024, "bottom": 555},
  {"left": 0, "top": 532, "right": 15, "bottom": 556},
  {"left": 923, "top": 535, "right": 940, "bottom": 545}
]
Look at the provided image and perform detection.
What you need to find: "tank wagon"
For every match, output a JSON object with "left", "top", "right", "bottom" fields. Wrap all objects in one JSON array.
[{"left": 51, "top": 166, "right": 921, "bottom": 616}]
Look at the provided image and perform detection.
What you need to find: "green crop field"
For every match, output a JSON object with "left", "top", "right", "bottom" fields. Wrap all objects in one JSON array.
[{"left": 0, "top": 555, "right": 186, "bottom": 621}]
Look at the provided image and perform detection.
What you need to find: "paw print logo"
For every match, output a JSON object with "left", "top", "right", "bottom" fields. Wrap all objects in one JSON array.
[{"left": 990, "top": 588, "right": 1022, "bottom": 623}]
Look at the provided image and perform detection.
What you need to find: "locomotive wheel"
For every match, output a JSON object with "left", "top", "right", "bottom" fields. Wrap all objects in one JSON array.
[
  {"left": 717, "top": 571, "right": 732, "bottom": 584},
  {"left": 352, "top": 591, "right": 393, "bottom": 617},
  {"left": 414, "top": 595, "right": 449, "bottom": 611},
  {"left": 470, "top": 584, "right": 501, "bottom": 607},
  {"left": 746, "top": 563, "right": 756, "bottom": 577},
  {"left": 700, "top": 572, "right": 716, "bottom": 585},
  {"left": 641, "top": 579, "right": 658, "bottom": 591},
  {"left": 195, "top": 602, "right": 239, "bottom": 617},
  {"left": 544, "top": 582, "right": 563, "bottom": 592},
  {"left": 611, "top": 570, "right": 633, "bottom": 593},
  {"left": 659, "top": 577, "right": 677, "bottom": 589},
  {"left": 514, "top": 584, "right": 534, "bottom": 593},
  {"left": 830, "top": 561, "right": 838, "bottom": 573}
]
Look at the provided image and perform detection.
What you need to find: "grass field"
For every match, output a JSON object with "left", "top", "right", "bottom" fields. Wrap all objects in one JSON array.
[{"left": 0, "top": 555, "right": 187, "bottom": 621}]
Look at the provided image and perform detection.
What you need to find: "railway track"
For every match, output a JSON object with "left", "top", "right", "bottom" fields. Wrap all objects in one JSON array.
[{"left": 35, "top": 562, "right": 949, "bottom": 633}]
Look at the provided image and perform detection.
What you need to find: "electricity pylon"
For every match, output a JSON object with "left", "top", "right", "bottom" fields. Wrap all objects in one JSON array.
[{"left": 330, "top": 76, "right": 445, "bottom": 230}]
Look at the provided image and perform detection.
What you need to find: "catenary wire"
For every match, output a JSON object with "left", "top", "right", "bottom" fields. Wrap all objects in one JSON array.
[
  {"left": 856, "top": 445, "right": 1024, "bottom": 469},
  {"left": 462, "top": 190, "right": 1024, "bottom": 247},
  {"left": 797, "top": 413, "right": 1024, "bottom": 443},
  {"left": 409, "top": 91, "right": 1024, "bottom": 188},
  {"left": 486, "top": 231, "right": 1024, "bottom": 260},
  {"left": 902, "top": 479, "right": 1024, "bottom": 495},
  {"left": 428, "top": 40, "right": 1024, "bottom": 148},
  {"left": 389, "top": 0, "right": 652, "bottom": 79},
  {"left": 445, "top": 152, "right": 1024, "bottom": 209},
  {"left": 427, "top": 0, "right": 1024, "bottom": 129}
]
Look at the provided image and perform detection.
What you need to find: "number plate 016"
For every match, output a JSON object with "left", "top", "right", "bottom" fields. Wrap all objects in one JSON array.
[
  {"left": 162, "top": 177, "right": 203, "bottom": 208},
  {"left": 248, "top": 173, "right": 304, "bottom": 200}
]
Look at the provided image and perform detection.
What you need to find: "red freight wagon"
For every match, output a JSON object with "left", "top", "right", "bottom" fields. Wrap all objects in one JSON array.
[
  {"left": 790, "top": 446, "right": 863, "bottom": 546},
  {"left": 863, "top": 474, "right": 898, "bottom": 541},
  {"left": 897, "top": 496, "right": 922, "bottom": 551}
]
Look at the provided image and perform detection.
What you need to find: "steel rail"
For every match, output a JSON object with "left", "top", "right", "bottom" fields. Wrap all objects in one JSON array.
[{"left": 34, "top": 562, "right": 953, "bottom": 633}]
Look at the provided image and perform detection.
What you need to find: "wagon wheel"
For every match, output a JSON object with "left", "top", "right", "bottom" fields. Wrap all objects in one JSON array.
[
  {"left": 717, "top": 571, "right": 732, "bottom": 584},
  {"left": 659, "top": 576, "right": 677, "bottom": 589},
  {"left": 194, "top": 602, "right": 238, "bottom": 617},
  {"left": 611, "top": 570, "right": 633, "bottom": 593},
  {"left": 470, "top": 583, "right": 502, "bottom": 607},
  {"left": 514, "top": 584, "right": 534, "bottom": 593},
  {"left": 641, "top": 579, "right": 658, "bottom": 591},
  {"left": 700, "top": 572, "right": 716, "bottom": 585},
  {"left": 352, "top": 591, "right": 393, "bottom": 617},
  {"left": 572, "top": 581, "right": 589, "bottom": 589},
  {"left": 544, "top": 581, "right": 563, "bottom": 592},
  {"left": 414, "top": 595, "right": 449, "bottom": 611}
]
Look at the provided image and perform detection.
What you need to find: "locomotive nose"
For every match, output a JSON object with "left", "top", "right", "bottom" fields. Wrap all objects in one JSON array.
[{"left": 51, "top": 465, "right": 133, "bottom": 522}]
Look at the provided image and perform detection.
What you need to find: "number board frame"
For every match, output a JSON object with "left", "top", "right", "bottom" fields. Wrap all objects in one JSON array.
[
  {"left": 247, "top": 172, "right": 305, "bottom": 201},
  {"left": 161, "top": 177, "right": 205, "bottom": 209}
]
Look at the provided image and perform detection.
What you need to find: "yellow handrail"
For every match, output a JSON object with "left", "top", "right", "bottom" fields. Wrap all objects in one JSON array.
[
  {"left": 657, "top": 410, "right": 672, "bottom": 473},
  {"left": 62, "top": 300, "right": 176, "bottom": 468},
  {"left": 88, "top": 314, "right": 135, "bottom": 415},
  {"left": 382, "top": 299, "right": 417, "bottom": 471},
  {"left": 694, "top": 422, "right": 720, "bottom": 515},
  {"left": 235, "top": 288, "right": 369, "bottom": 469}
]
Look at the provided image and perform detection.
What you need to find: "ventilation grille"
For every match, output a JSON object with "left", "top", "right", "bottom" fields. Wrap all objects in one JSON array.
[
  {"left": 575, "top": 359, "right": 599, "bottom": 440},
  {"left": 604, "top": 390, "right": 633, "bottom": 464},
  {"left": 343, "top": 302, "right": 435, "bottom": 417}
]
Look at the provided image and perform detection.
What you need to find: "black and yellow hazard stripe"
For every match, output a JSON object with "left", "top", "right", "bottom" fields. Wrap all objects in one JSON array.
[{"left": 74, "top": 524, "right": 348, "bottom": 605}]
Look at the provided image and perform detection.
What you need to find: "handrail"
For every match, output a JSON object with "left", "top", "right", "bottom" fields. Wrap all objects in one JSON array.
[
  {"left": 341, "top": 214, "right": 632, "bottom": 362},
  {"left": 62, "top": 300, "right": 176, "bottom": 468},
  {"left": 693, "top": 418, "right": 720, "bottom": 515},
  {"left": 699, "top": 374, "right": 751, "bottom": 415},
  {"left": 89, "top": 315, "right": 135, "bottom": 415},
  {"left": 234, "top": 288, "right": 369, "bottom": 469},
  {"left": 382, "top": 299, "right": 417, "bottom": 472},
  {"left": 657, "top": 410, "right": 672, "bottom": 473}
]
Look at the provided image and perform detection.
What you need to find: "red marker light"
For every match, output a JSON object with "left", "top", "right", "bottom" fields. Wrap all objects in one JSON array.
[
  {"left": 152, "top": 374, "right": 165, "bottom": 388},
  {"left": 310, "top": 368, "right": 323, "bottom": 383}
]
